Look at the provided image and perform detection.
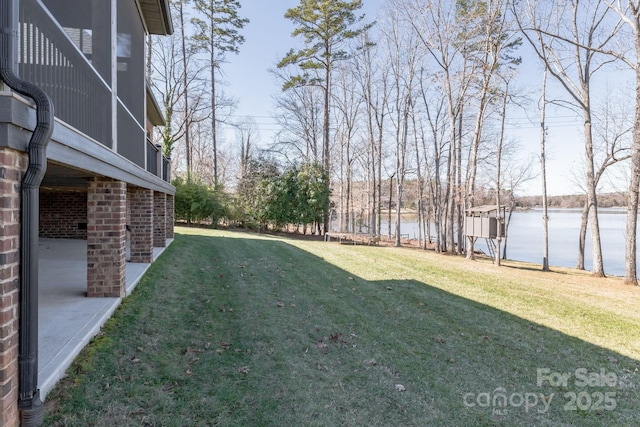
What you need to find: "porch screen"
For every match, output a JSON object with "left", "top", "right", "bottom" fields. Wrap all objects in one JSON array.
[
  {"left": 21, "top": 0, "right": 113, "bottom": 147},
  {"left": 40, "top": 0, "right": 112, "bottom": 83},
  {"left": 117, "top": 0, "right": 145, "bottom": 126}
]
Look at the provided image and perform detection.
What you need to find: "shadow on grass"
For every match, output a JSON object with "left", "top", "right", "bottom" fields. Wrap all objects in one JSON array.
[
  {"left": 217, "top": 233, "right": 640, "bottom": 426},
  {"left": 469, "top": 254, "right": 575, "bottom": 276},
  {"left": 502, "top": 263, "right": 573, "bottom": 275},
  {"left": 366, "top": 278, "right": 638, "bottom": 426},
  {"left": 46, "top": 231, "right": 640, "bottom": 427}
]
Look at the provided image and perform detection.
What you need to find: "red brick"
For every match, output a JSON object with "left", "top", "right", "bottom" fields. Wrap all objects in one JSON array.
[
  {"left": 0, "top": 148, "right": 23, "bottom": 427},
  {"left": 129, "top": 186, "right": 153, "bottom": 263},
  {"left": 87, "top": 178, "right": 126, "bottom": 297},
  {"left": 39, "top": 192, "right": 87, "bottom": 239}
]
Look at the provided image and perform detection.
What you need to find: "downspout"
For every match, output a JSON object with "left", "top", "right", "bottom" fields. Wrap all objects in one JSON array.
[{"left": 0, "top": 0, "right": 54, "bottom": 425}]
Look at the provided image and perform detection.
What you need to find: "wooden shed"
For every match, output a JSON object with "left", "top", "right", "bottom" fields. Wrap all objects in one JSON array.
[{"left": 464, "top": 205, "right": 507, "bottom": 239}]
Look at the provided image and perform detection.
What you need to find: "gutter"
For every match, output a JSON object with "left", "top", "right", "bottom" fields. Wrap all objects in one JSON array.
[
  {"left": 159, "top": 0, "right": 174, "bottom": 35},
  {"left": 0, "top": 0, "right": 54, "bottom": 425}
]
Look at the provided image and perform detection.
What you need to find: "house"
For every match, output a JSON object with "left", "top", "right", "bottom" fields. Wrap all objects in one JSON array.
[{"left": 0, "top": 0, "right": 174, "bottom": 425}]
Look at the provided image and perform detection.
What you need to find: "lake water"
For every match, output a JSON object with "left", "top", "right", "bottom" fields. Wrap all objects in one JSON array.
[{"left": 381, "top": 208, "right": 634, "bottom": 277}]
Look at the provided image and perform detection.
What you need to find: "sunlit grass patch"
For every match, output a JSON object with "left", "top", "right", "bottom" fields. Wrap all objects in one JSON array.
[{"left": 45, "top": 227, "right": 640, "bottom": 426}]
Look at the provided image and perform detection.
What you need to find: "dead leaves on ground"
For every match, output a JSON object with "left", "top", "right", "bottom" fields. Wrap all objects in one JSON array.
[
  {"left": 217, "top": 341, "right": 232, "bottom": 353},
  {"left": 312, "top": 331, "right": 357, "bottom": 355},
  {"left": 184, "top": 341, "right": 209, "bottom": 375},
  {"left": 128, "top": 345, "right": 145, "bottom": 364},
  {"left": 178, "top": 340, "right": 219, "bottom": 375},
  {"left": 211, "top": 340, "right": 254, "bottom": 376}
]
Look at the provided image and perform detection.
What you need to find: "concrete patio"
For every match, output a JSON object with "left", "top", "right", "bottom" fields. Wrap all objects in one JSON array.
[{"left": 38, "top": 237, "right": 172, "bottom": 399}]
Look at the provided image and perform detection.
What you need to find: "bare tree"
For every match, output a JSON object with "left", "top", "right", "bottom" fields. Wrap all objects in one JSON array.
[
  {"left": 175, "top": 0, "right": 195, "bottom": 179},
  {"left": 271, "top": 72, "right": 324, "bottom": 164},
  {"left": 333, "top": 64, "right": 363, "bottom": 232},
  {"left": 418, "top": 70, "right": 449, "bottom": 253},
  {"left": 494, "top": 77, "right": 510, "bottom": 266},
  {"left": 151, "top": 32, "right": 184, "bottom": 159},
  {"left": 191, "top": 0, "right": 248, "bottom": 186},
  {"left": 574, "top": 84, "right": 632, "bottom": 269},
  {"left": 237, "top": 118, "right": 259, "bottom": 180},
  {"left": 151, "top": 8, "right": 207, "bottom": 179},
  {"left": 411, "top": 97, "right": 427, "bottom": 248},
  {"left": 517, "top": 0, "right": 621, "bottom": 277},
  {"left": 603, "top": 0, "right": 640, "bottom": 285},
  {"left": 452, "top": 0, "right": 522, "bottom": 260},
  {"left": 380, "top": 2, "right": 420, "bottom": 246},
  {"left": 540, "top": 68, "right": 550, "bottom": 271},
  {"left": 400, "top": 0, "right": 476, "bottom": 253},
  {"left": 353, "top": 30, "right": 390, "bottom": 237}
]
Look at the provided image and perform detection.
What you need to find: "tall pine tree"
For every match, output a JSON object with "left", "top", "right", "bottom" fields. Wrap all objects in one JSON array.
[
  {"left": 278, "top": 0, "right": 372, "bottom": 233},
  {"left": 192, "top": 0, "right": 248, "bottom": 186}
]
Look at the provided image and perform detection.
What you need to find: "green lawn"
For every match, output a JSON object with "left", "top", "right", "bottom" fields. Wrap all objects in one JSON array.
[{"left": 45, "top": 227, "right": 640, "bottom": 426}]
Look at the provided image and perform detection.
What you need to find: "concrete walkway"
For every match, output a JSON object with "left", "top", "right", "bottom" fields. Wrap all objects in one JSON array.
[{"left": 38, "top": 238, "right": 172, "bottom": 399}]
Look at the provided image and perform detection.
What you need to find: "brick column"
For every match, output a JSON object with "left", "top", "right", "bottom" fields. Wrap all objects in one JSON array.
[
  {"left": 87, "top": 178, "right": 126, "bottom": 298},
  {"left": 0, "top": 148, "right": 27, "bottom": 427},
  {"left": 129, "top": 187, "right": 153, "bottom": 263},
  {"left": 153, "top": 192, "right": 166, "bottom": 247},
  {"left": 166, "top": 194, "right": 174, "bottom": 239}
]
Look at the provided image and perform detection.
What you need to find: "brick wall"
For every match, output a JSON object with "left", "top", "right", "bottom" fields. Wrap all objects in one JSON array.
[
  {"left": 40, "top": 191, "right": 87, "bottom": 239},
  {"left": 0, "top": 148, "right": 26, "bottom": 427},
  {"left": 166, "top": 194, "right": 174, "bottom": 239},
  {"left": 126, "top": 188, "right": 132, "bottom": 228},
  {"left": 153, "top": 192, "right": 166, "bottom": 247},
  {"left": 129, "top": 187, "right": 153, "bottom": 263},
  {"left": 87, "top": 178, "right": 126, "bottom": 298}
]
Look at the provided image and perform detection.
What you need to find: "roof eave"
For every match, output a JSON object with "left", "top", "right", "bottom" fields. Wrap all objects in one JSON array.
[
  {"left": 141, "top": 0, "right": 174, "bottom": 35},
  {"left": 146, "top": 85, "right": 166, "bottom": 127}
]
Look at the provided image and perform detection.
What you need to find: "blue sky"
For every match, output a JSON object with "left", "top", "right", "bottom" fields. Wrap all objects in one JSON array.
[
  {"left": 223, "top": 0, "right": 385, "bottom": 132},
  {"left": 219, "top": 0, "right": 630, "bottom": 197}
]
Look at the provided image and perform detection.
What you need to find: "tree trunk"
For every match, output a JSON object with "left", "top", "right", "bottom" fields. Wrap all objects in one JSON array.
[
  {"left": 601, "top": 3, "right": 640, "bottom": 284},
  {"left": 541, "top": 69, "right": 550, "bottom": 272},
  {"left": 433, "top": 139, "right": 442, "bottom": 253},
  {"left": 370, "top": 149, "right": 377, "bottom": 235},
  {"left": 445, "top": 124, "right": 456, "bottom": 254},
  {"left": 626, "top": 146, "right": 640, "bottom": 284},
  {"left": 179, "top": 1, "right": 192, "bottom": 180},
  {"left": 465, "top": 82, "right": 490, "bottom": 260},
  {"left": 210, "top": 56, "right": 218, "bottom": 185},
  {"left": 494, "top": 80, "right": 509, "bottom": 266},
  {"left": 577, "top": 201, "right": 588, "bottom": 270},
  {"left": 456, "top": 110, "right": 464, "bottom": 256},
  {"left": 584, "top": 108, "right": 605, "bottom": 277},
  {"left": 369, "top": 115, "right": 377, "bottom": 236},
  {"left": 377, "top": 124, "right": 383, "bottom": 237},
  {"left": 339, "top": 135, "right": 345, "bottom": 232},
  {"left": 388, "top": 175, "right": 394, "bottom": 241},
  {"left": 503, "top": 200, "right": 514, "bottom": 260},
  {"left": 412, "top": 114, "right": 424, "bottom": 248},
  {"left": 322, "top": 46, "right": 331, "bottom": 234},
  {"left": 625, "top": 38, "right": 640, "bottom": 285},
  {"left": 395, "top": 98, "right": 409, "bottom": 248},
  {"left": 346, "top": 143, "right": 352, "bottom": 234}
]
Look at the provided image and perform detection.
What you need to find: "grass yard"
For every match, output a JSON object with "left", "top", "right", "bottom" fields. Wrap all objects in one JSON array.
[{"left": 45, "top": 227, "right": 640, "bottom": 426}]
